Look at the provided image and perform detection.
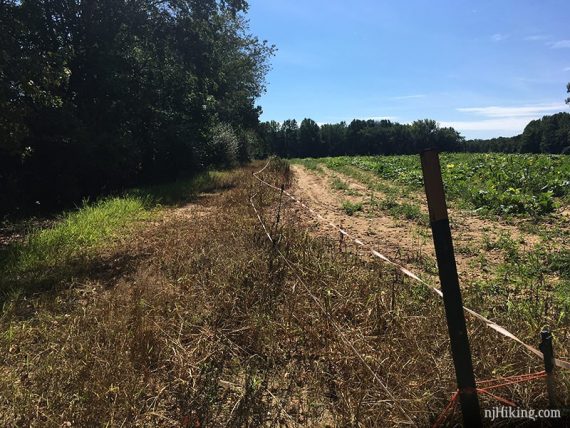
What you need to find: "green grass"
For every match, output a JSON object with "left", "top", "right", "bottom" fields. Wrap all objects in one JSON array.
[
  {"left": 466, "top": 233, "right": 570, "bottom": 326},
  {"left": 331, "top": 177, "right": 349, "bottom": 191},
  {"left": 130, "top": 171, "right": 233, "bottom": 206},
  {"left": 1, "top": 161, "right": 568, "bottom": 425},
  {"left": 368, "top": 194, "right": 428, "bottom": 225},
  {"left": 387, "top": 201, "right": 427, "bottom": 224},
  {"left": 1, "top": 197, "right": 150, "bottom": 275},
  {"left": 0, "top": 171, "right": 228, "bottom": 298},
  {"left": 290, "top": 158, "right": 323, "bottom": 172},
  {"left": 341, "top": 200, "right": 363, "bottom": 216}
]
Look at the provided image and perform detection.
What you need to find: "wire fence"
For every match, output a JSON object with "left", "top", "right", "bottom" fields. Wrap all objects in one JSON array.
[
  {"left": 249, "top": 191, "right": 415, "bottom": 425},
  {"left": 252, "top": 160, "right": 570, "bottom": 371}
]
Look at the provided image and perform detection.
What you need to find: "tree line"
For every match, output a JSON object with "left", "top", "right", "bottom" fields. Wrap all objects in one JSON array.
[
  {"left": 0, "top": 0, "right": 273, "bottom": 216},
  {"left": 257, "top": 118, "right": 464, "bottom": 159},
  {"left": 257, "top": 111, "right": 570, "bottom": 159},
  {"left": 465, "top": 112, "right": 570, "bottom": 154},
  {"left": 437, "top": 87, "right": 570, "bottom": 154}
]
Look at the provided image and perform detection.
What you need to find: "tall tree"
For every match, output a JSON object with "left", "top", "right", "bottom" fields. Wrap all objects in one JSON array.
[
  {"left": 0, "top": 0, "right": 274, "bottom": 215},
  {"left": 520, "top": 119, "right": 543, "bottom": 153},
  {"left": 299, "top": 118, "right": 322, "bottom": 157},
  {"left": 321, "top": 122, "right": 347, "bottom": 156},
  {"left": 281, "top": 119, "right": 299, "bottom": 157}
]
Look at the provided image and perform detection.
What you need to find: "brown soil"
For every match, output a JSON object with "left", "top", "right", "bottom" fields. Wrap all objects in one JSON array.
[
  {"left": 290, "top": 165, "right": 432, "bottom": 267},
  {"left": 289, "top": 164, "right": 543, "bottom": 286}
]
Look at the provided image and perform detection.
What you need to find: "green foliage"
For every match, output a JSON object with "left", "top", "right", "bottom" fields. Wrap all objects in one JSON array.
[
  {"left": 320, "top": 153, "right": 570, "bottom": 216},
  {"left": 1, "top": 198, "right": 150, "bottom": 276},
  {"left": 547, "top": 249, "right": 570, "bottom": 280},
  {"left": 341, "top": 201, "right": 363, "bottom": 216},
  {"left": 298, "top": 118, "right": 323, "bottom": 157},
  {"left": 377, "top": 197, "right": 428, "bottom": 224},
  {"left": 205, "top": 123, "right": 240, "bottom": 168},
  {"left": 290, "top": 158, "right": 322, "bottom": 172},
  {"left": 259, "top": 118, "right": 464, "bottom": 159},
  {"left": 331, "top": 177, "right": 349, "bottom": 191},
  {"left": 0, "top": 0, "right": 274, "bottom": 216},
  {"left": 130, "top": 171, "right": 231, "bottom": 206},
  {"left": 0, "top": 172, "right": 227, "bottom": 290},
  {"left": 260, "top": 112, "right": 570, "bottom": 159},
  {"left": 466, "top": 112, "right": 570, "bottom": 154}
]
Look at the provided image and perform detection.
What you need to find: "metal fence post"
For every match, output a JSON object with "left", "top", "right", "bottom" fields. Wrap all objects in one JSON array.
[
  {"left": 539, "top": 328, "right": 556, "bottom": 407},
  {"left": 420, "top": 149, "right": 482, "bottom": 427}
]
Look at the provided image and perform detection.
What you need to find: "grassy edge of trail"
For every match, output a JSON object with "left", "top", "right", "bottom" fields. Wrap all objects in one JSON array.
[{"left": 0, "top": 171, "right": 232, "bottom": 302}]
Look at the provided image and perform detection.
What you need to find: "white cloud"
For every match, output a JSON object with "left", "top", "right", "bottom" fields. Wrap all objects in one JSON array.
[
  {"left": 444, "top": 102, "right": 568, "bottom": 137},
  {"left": 491, "top": 33, "right": 509, "bottom": 42},
  {"left": 457, "top": 103, "right": 566, "bottom": 118},
  {"left": 440, "top": 117, "right": 532, "bottom": 133},
  {"left": 524, "top": 34, "right": 550, "bottom": 41},
  {"left": 549, "top": 40, "right": 570, "bottom": 49}
]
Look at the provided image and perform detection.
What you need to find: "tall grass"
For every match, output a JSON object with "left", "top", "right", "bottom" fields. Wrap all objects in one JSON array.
[{"left": 130, "top": 171, "right": 233, "bottom": 206}]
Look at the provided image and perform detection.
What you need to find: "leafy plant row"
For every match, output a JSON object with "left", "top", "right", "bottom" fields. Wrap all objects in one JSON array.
[{"left": 320, "top": 154, "right": 570, "bottom": 216}]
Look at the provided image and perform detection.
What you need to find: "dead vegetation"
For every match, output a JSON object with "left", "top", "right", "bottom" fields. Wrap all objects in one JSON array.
[{"left": 0, "top": 161, "right": 568, "bottom": 426}]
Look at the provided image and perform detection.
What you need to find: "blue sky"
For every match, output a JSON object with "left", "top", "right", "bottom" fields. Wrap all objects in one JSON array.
[{"left": 247, "top": 0, "right": 570, "bottom": 139}]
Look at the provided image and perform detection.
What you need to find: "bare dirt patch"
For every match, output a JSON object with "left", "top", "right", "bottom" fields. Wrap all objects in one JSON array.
[
  {"left": 290, "top": 164, "right": 543, "bottom": 286},
  {"left": 291, "top": 164, "right": 433, "bottom": 268}
]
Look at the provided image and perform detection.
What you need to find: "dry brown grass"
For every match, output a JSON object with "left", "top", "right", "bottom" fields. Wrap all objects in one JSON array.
[{"left": 0, "top": 161, "right": 568, "bottom": 427}]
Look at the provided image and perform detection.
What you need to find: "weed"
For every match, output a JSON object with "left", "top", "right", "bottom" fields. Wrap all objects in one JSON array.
[
  {"left": 0, "top": 197, "right": 150, "bottom": 276},
  {"left": 331, "top": 177, "right": 349, "bottom": 191},
  {"left": 320, "top": 154, "right": 570, "bottom": 217},
  {"left": 376, "top": 196, "right": 428, "bottom": 225},
  {"left": 0, "top": 172, "right": 231, "bottom": 300},
  {"left": 341, "top": 200, "right": 363, "bottom": 215},
  {"left": 130, "top": 171, "right": 232, "bottom": 206},
  {"left": 548, "top": 249, "right": 570, "bottom": 279},
  {"left": 290, "top": 157, "right": 322, "bottom": 173}
]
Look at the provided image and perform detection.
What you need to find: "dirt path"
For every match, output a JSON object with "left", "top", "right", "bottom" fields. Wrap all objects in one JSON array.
[
  {"left": 289, "top": 164, "right": 543, "bottom": 286},
  {"left": 290, "top": 165, "right": 438, "bottom": 275},
  {"left": 323, "top": 164, "right": 541, "bottom": 241}
]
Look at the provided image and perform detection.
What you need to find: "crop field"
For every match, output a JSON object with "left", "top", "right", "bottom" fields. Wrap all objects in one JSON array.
[
  {"left": 313, "top": 154, "right": 570, "bottom": 216},
  {"left": 289, "top": 154, "right": 570, "bottom": 403},
  {"left": 267, "top": 155, "right": 570, "bottom": 424},
  {"left": 294, "top": 154, "right": 570, "bottom": 304},
  {"left": 3, "top": 0, "right": 570, "bottom": 425}
]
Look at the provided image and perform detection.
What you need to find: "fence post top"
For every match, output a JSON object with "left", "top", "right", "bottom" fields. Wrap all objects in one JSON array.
[{"left": 420, "top": 148, "right": 439, "bottom": 156}]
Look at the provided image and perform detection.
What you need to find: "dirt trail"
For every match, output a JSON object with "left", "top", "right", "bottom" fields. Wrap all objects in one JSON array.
[
  {"left": 290, "top": 165, "right": 437, "bottom": 273},
  {"left": 289, "top": 164, "right": 542, "bottom": 285},
  {"left": 324, "top": 164, "right": 541, "bottom": 245}
]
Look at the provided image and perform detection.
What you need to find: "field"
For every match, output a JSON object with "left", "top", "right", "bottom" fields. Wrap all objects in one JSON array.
[
  {"left": 306, "top": 154, "right": 570, "bottom": 216},
  {"left": 292, "top": 154, "right": 570, "bottom": 323},
  {"left": 0, "top": 156, "right": 569, "bottom": 426},
  {"left": 289, "top": 153, "right": 570, "bottom": 422}
]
